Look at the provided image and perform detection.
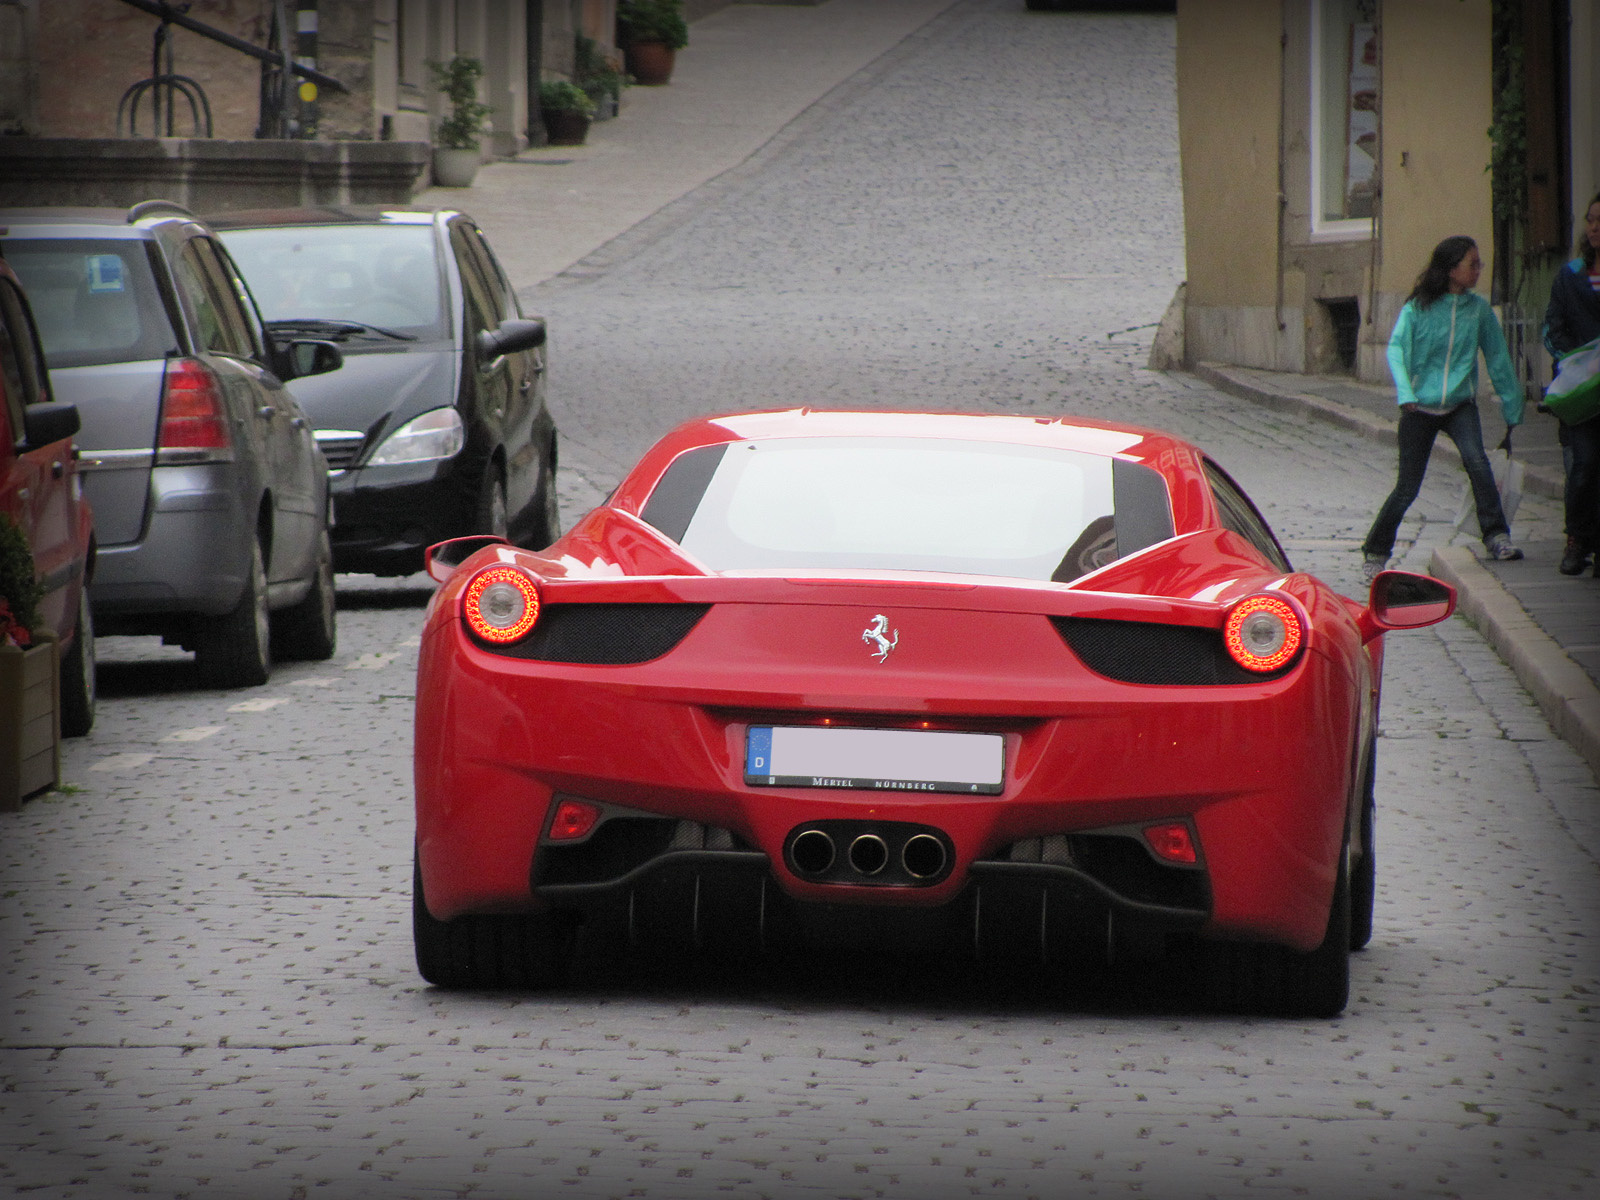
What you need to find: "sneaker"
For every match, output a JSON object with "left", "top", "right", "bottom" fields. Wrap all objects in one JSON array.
[
  {"left": 1361, "top": 553, "right": 1388, "bottom": 582},
  {"left": 1485, "top": 533, "right": 1524, "bottom": 561},
  {"left": 1559, "top": 536, "right": 1590, "bottom": 576}
]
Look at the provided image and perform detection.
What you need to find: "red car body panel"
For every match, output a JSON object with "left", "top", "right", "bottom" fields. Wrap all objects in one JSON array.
[{"left": 414, "top": 410, "right": 1441, "bottom": 968}]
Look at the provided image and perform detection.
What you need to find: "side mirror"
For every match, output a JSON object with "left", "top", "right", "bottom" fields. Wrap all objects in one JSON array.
[
  {"left": 1362, "top": 570, "right": 1456, "bottom": 639},
  {"left": 424, "top": 534, "right": 510, "bottom": 583},
  {"left": 285, "top": 339, "right": 343, "bottom": 380},
  {"left": 22, "top": 402, "right": 80, "bottom": 450},
  {"left": 477, "top": 317, "right": 546, "bottom": 360}
]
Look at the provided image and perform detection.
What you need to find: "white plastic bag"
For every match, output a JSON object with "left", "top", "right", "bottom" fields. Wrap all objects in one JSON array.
[{"left": 1452, "top": 448, "right": 1524, "bottom": 533}]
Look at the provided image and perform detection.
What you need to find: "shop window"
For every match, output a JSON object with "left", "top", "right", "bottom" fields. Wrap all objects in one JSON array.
[{"left": 1311, "top": 0, "right": 1378, "bottom": 238}]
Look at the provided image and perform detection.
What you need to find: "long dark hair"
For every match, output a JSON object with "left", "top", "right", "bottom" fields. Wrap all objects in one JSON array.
[
  {"left": 1407, "top": 236, "right": 1477, "bottom": 310},
  {"left": 1577, "top": 190, "right": 1600, "bottom": 269}
]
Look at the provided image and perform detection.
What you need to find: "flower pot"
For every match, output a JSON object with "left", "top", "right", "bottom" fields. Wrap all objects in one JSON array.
[
  {"left": 541, "top": 109, "right": 592, "bottom": 146},
  {"left": 1, "top": 634, "right": 59, "bottom": 811},
  {"left": 625, "top": 42, "right": 676, "bottom": 86},
  {"left": 432, "top": 146, "right": 481, "bottom": 188}
]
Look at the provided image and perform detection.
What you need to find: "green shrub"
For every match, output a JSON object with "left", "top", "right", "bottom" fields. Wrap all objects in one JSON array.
[
  {"left": 617, "top": 0, "right": 689, "bottom": 52},
  {"left": 539, "top": 80, "right": 597, "bottom": 118},
  {"left": 429, "top": 56, "right": 493, "bottom": 150},
  {"left": 0, "top": 513, "right": 40, "bottom": 645}
]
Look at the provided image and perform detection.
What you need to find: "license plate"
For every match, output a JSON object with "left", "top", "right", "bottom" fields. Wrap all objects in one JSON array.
[{"left": 745, "top": 726, "right": 1004, "bottom": 795}]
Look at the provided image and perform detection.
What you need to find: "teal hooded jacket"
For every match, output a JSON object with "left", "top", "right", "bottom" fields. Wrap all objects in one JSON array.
[{"left": 1385, "top": 291, "right": 1524, "bottom": 425}]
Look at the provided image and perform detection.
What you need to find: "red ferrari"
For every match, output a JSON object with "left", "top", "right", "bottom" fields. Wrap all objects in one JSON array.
[{"left": 413, "top": 410, "right": 1455, "bottom": 1016}]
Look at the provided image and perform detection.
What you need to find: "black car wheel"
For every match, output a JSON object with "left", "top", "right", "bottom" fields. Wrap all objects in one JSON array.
[
  {"left": 412, "top": 850, "right": 569, "bottom": 989},
  {"left": 1202, "top": 838, "right": 1351, "bottom": 1018},
  {"left": 531, "top": 462, "right": 561, "bottom": 549},
  {"left": 475, "top": 463, "right": 508, "bottom": 539},
  {"left": 58, "top": 584, "right": 95, "bottom": 738},
  {"left": 272, "top": 528, "right": 337, "bottom": 661},
  {"left": 196, "top": 538, "right": 270, "bottom": 689},
  {"left": 1351, "top": 752, "right": 1377, "bottom": 951}
]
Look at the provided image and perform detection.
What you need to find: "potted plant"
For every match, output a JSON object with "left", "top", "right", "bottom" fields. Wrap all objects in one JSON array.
[
  {"left": 0, "top": 513, "right": 58, "bottom": 810},
  {"left": 617, "top": 0, "right": 688, "bottom": 87},
  {"left": 538, "top": 80, "right": 597, "bottom": 146},
  {"left": 574, "top": 34, "right": 625, "bottom": 120},
  {"left": 429, "top": 55, "right": 493, "bottom": 187}
]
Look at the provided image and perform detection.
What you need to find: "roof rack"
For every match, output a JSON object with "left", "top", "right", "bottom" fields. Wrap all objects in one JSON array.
[{"left": 127, "top": 199, "right": 196, "bottom": 223}]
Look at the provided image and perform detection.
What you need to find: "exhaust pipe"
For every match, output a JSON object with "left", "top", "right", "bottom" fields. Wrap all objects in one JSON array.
[
  {"left": 901, "top": 833, "right": 948, "bottom": 880},
  {"left": 848, "top": 833, "right": 889, "bottom": 876},
  {"left": 790, "top": 828, "right": 836, "bottom": 874}
]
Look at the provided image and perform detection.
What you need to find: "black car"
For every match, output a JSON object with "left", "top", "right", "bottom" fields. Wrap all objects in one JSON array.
[
  {"left": 1, "top": 202, "right": 343, "bottom": 688},
  {"left": 211, "top": 208, "right": 559, "bottom": 576}
]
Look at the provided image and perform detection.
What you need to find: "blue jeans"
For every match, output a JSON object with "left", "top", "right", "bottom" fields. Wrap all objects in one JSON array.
[
  {"left": 1363, "top": 402, "right": 1508, "bottom": 558},
  {"left": 1558, "top": 415, "right": 1600, "bottom": 548}
]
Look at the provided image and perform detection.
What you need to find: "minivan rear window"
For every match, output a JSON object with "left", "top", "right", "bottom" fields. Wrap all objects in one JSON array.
[{"left": 2, "top": 239, "right": 179, "bottom": 370}]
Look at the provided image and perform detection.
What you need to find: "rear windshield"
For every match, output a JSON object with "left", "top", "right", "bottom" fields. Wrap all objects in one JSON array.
[
  {"left": 2, "top": 239, "right": 179, "bottom": 369},
  {"left": 220, "top": 224, "right": 448, "bottom": 340},
  {"left": 641, "top": 436, "right": 1174, "bottom": 582}
]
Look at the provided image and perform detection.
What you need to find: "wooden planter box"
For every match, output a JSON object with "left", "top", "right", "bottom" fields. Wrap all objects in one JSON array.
[{"left": 1, "top": 633, "right": 59, "bottom": 811}]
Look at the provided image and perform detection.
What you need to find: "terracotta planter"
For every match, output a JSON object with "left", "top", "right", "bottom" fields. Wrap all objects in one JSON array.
[
  {"left": 1, "top": 634, "right": 59, "bottom": 811},
  {"left": 432, "top": 146, "right": 481, "bottom": 188},
  {"left": 625, "top": 42, "right": 676, "bottom": 86},
  {"left": 541, "top": 109, "right": 592, "bottom": 147}
]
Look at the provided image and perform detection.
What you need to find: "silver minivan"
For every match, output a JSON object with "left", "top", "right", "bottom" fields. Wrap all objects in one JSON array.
[{"left": 1, "top": 202, "right": 344, "bottom": 687}]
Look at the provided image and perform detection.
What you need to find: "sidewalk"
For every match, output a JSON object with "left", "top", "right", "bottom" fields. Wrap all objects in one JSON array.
[{"left": 1197, "top": 361, "right": 1599, "bottom": 776}]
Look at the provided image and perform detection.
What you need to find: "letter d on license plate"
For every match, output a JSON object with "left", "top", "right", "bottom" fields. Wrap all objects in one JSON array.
[{"left": 745, "top": 726, "right": 1003, "bottom": 794}]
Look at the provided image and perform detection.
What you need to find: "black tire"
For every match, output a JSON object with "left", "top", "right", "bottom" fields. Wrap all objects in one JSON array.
[
  {"left": 58, "top": 584, "right": 95, "bottom": 738},
  {"left": 1203, "top": 840, "right": 1351, "bottom": 1018},
  {"left": 196, "top": 538, "right": 270, "bottom": 689},
  {"left": 1351, "top": 753, "right": 1377, "bottom": 951},
  {"left": 412, "top": 850, "right": 568, "bottom": 989},
  {"left": 272, "top": 529, "right": 337, "bottom": 661},
  {"left": 530, "top": 461, "right": 561, "bottom": 549},
  {"left": 475, "top": 462, "right": 508, "bottom": 539}
]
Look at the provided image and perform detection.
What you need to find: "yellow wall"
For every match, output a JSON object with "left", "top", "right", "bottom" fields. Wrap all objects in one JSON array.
[
  {"left": 1176, "top": 0, "right": 1282, "bottom": 308},
  {"left": 1379, "top": 1, "right": 1497, "bottom": 298}
]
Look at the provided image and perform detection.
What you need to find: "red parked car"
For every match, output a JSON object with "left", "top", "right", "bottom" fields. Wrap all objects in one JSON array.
[
  {"left": 0, "top": 257, "right": 95, "bottom": 735},
  {"left": 412, "top": 410, "right": 1455, "bottom": 1016}
]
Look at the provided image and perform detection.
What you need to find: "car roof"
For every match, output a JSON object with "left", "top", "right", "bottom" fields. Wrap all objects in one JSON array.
[
  {"left": 655, "top": 409, "right": 1199, "bottom": 471},
  {"left": 207, "top": 206, "right": 460, "bottom": 230},
  {"left": 0, "top": 202, "right": 204, "bottom": 238}
]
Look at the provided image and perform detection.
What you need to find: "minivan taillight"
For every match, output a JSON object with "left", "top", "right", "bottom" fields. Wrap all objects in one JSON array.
[{"left": 157, "top": 358, "right": 232, "bottom": 460}]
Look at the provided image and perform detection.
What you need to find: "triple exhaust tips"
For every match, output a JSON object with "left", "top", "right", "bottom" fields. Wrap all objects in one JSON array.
[{"left": 786, "top": 821, "right": 952, "bottom": 886}]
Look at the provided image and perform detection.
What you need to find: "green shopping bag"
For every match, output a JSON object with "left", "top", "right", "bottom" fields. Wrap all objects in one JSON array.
[{"left": 1546, "top": 336, "right": 1600, "bottom": 425}]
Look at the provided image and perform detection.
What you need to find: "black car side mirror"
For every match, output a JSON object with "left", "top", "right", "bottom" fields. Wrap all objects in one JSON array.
[
  {"left": 477, "top": 317, "right": 546, "bottom": 361},
  {"left": 1360, "top": 570, "right": 1456, "bottom": 641},
  {"left": 22, "top": 402, "right": 80, "bottom": 450},
  {"left": 284, "top": 339, "right": 344, "bottom": 380}
]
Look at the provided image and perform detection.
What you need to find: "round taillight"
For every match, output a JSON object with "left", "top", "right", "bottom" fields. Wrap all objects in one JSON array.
[
  {"left": 461, "top": 565, "right": 540, "bottom": 644},
  {"left": 1223, "top": 594, "right": 1302, "bottom": 673}
]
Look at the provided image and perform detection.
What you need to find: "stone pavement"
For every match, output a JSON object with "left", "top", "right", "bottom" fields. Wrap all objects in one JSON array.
[{"left": 1196, "top": 361, "right": 1600, "bottom": 777}]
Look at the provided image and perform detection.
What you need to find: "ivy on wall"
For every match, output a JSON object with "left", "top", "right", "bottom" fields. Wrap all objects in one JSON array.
[{"left": 1487, "top": 0, "right": 1526, "bottom": 230}]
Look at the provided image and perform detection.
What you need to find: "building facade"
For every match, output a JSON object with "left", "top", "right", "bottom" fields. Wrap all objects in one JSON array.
[{"left": 1176, "top": 0, "right": 1600, "bottom": 393}]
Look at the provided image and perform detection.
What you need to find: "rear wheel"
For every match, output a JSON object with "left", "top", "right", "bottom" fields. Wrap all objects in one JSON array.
[
  {"left": 412, "top": 851, "right": 569, "bottom": 989},
  {"left": 530, "top": 460, "right": 561, "bottom": 548},
  {"left": 1203, "top": 841, "right": 1351, "bottom": 1018},
  {"left": 272, "top": 529, "right": 337, "bottom": 661},
  {"left": 196, "top": 538, "right": 270, "bottom": 689},
  {"left": 58, "top": 585, "right": 95, "bottom": 738},
  {"left": 1351, "top": 753, "right": 1377, "bottom": 951},
  {"left": 475, "top": 463, "right": 508, "bottom": 539}
]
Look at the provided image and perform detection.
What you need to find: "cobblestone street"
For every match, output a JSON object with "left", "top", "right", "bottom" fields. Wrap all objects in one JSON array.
[{"left": 3, "top": 3, "right": 1597, "bottom": 1198}]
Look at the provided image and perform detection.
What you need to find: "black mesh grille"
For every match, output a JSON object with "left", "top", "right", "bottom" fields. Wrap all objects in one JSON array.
[
  {"left": 488, "top": 603, "right": 710, "bottom": 664},
  {"left": 1051, "top": 616, "right": 1293, "bottom": 685}
]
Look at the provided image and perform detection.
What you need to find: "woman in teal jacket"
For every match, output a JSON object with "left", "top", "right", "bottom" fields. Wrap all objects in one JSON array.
[{"left": 1362, "top": 235, "right": 1525, "bottom": 580}]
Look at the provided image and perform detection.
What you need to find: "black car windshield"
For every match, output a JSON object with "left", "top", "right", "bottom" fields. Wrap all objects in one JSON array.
[
  {"left": 642, "top": 436, "right": 1165, "bottom": 583},
  {"left": 2, "top": 239, "right": 179, "bottom": 369},
  {"left": 220, "top": 223, "right": 448, "bottom": 340}
]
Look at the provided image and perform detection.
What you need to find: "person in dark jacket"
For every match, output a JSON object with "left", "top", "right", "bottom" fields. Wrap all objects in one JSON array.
[{"left": 1542, "top": 189, "right": 1600, "bottom": 577}]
